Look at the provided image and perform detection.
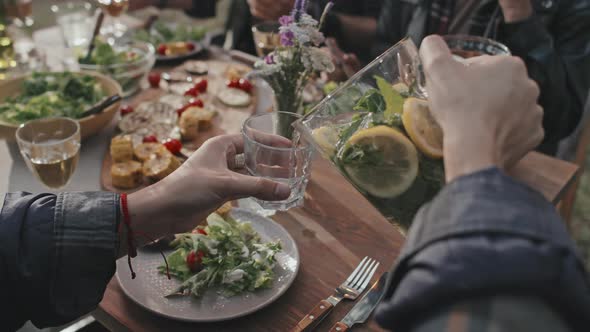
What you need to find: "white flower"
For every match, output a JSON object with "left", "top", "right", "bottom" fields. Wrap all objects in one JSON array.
[
  {"left": 302, "top": 47, "right": 335, "bottom": 73},
  {"left": 298, "top": 13, "right": 319, "bottom": 27}
]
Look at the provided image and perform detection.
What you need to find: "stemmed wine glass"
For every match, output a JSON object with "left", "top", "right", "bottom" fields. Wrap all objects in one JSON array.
[{"left": 97, "top": 0, "right": 129, "bottom": 43}]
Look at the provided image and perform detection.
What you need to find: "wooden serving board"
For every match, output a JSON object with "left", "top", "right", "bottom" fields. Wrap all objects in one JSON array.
[{"left": 101, "top": 60, "right": 257, "bottom": 193}]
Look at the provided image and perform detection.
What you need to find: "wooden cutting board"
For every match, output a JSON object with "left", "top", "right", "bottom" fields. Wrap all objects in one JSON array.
[{"left": 101, "top": 60, "right": 257, "bottom": 193}]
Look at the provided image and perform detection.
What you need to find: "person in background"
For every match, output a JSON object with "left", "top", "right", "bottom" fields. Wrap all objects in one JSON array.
[
  {"left": 128, "top": 0, "right": 217, "bottom": 18},
  {"left": 226, "top": 0, "right": 383, "bottom": 63},
  {"left": 340, "top": 0, "right": 590, "bottom": 156},
  {"left": 3, "top": 34, "right": 589, "bottom": 332},
  {"left": 375, "top": 35, "right": 590, "bottom": 331}
]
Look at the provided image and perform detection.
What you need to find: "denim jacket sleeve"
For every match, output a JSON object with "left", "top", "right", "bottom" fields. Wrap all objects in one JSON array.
[
  {"left": 375, "top": 168, "right": 590, "bottom": 331},
  {"left": 0, "top": 192, "right": 120, "bottom": 331}
]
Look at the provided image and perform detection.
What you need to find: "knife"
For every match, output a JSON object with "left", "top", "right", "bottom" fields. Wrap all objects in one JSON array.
[{"left": 328, "top": 272, "right": 389, "bottom": 332}]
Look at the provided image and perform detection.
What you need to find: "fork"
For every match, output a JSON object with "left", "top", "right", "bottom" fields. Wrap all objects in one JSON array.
[{"left": 291, "top": 257, "right": 380, "bottom": 332}]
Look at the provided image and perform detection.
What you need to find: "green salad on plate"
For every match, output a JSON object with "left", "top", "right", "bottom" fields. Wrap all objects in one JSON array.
[
  {"left": 160, "top": 212, "right": 282, "bottom": 298},
  {"left": 0, "top": 72, "right": 105, "bottom": 124}
]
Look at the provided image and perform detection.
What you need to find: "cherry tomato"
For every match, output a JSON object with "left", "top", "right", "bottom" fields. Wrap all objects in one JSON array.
[
  {"left": 148, "top": 72, "right": 161, "bottom": 88},
  {"left": 163, "top": 138, "right": 182, "bottom": 154},
  {"left": 120, "top": 105, "right": 134, "bottom": 116},
  {"left": 176, "top": 105, "right": 188, "bottom": 117},
  {"left": 186, "top": 250, "right": 205, "bottom": 272},
  {"left": 195, "top": 79, "right": 208, "bottom": 93},
  {"left": 185, "top": 42, "right": 195, "bottom": 51},
  {"left": 196, "top": 228, "right": 208, "bottom": 235},
  {"left": 188, "top": 98, "right": 204, "bottom": 108},
  {"left": 157, "top": 44, "right": 167, "bottom": 55},
  {"left": 226, "top": 78, "right": 240, "bottom": 89},
  {"left": 238, "top": 78, "right": 253, "bottom": 93},
  {"left": 184, "top": 86, "right": 199, "bottom": 97},
  {"left": 143, "top": 135, "right": 158, "bottom": 143}
]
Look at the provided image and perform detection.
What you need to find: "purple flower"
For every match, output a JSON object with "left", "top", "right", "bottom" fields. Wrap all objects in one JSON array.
[
  {"left": 280, "top": 30, "right": 295, "bottom": 47},
  {"left": 279, "top": 15, "right": 294, "bottom": 26},
  {"left": 264, "top": 53, "right": 276, "bottom": 64},
  {"left": 292, "top": 0, "right": 308, "bottom": 22}
]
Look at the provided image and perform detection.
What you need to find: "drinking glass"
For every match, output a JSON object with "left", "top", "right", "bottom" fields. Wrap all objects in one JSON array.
[
  {"left": 252, "top": 22, "right": 281, "bottom": 57},
  {"left": 97, "top": 0, "right": 129, "bottom": 42},
  {"left": 443, "top": 35, "right": 511, "bottom": 59},
  {"left": 16, "top": 117, "right": 81, "bottom": 189},
  {"left": 51, "top": 2, "right": 95, "bottom": 50},
  {"left": 242, "top": 112, "right": 313, "bottom": 212}
]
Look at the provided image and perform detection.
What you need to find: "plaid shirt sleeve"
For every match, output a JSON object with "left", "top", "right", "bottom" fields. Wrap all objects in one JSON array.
[
  {"left": 0, "top": 191, "right": 120, "bottom": 330},
  {"left": 375, "top": 168, "right": 590, "bottom": 331}
]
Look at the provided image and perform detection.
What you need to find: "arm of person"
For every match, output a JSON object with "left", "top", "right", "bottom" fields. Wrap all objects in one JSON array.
[
  {"left": 0, "top": 135, "right": 290, "bottom": 330},
  {"left": 497, "top": 0, "right": 590, "bottom": 154},
  {"left": 374, "top": 36, "right": 590, "bottom": 331},
  {"left": 375, "top": 168, "right": 589, "bottom": 331}
]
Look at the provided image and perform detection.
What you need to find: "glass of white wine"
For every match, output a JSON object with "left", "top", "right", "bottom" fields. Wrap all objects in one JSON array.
[{"left": 16, "top": 117, "right": 81, "bottom": 189}]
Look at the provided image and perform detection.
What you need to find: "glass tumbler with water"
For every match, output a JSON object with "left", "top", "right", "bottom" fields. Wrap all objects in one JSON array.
[
  {"left": 16, "top": 117, "right": 81, "bottom": 189},
  {"left": 51, "top": 2, "right": 95, "bottom": 50},
  {"left": 242, "top": 112, "right": 313, "bottom": 211}
]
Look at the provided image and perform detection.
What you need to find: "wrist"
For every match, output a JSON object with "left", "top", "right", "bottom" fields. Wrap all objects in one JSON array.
[
  {"left": 443, "top": 135, "right": 501, "bottom": 182},
  {"left": 126, "top": 183, "right": 169, "bottom": 239}
]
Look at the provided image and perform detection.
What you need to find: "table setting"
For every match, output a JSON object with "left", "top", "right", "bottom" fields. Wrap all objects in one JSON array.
[{"left": 0, "top": 1, "right": 580, "bottom": 331}]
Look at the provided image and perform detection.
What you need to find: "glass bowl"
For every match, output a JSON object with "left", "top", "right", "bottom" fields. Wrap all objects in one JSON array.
[{"left": 78, "top": 41, "right": 155, "bottom": 97}]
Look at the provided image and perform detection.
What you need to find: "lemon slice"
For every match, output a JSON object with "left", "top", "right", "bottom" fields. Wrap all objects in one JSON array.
[
  {"left": 342, "top": 125, "right": 418, "bottom": 198},
  {"left": 402, "top": 98, "right": 444, "bottom": 159},
  {"left": 312, "top": 126, "right": 339, "bottom": 157}
]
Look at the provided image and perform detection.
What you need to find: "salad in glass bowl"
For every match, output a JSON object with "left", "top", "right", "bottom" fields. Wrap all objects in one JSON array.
[{"left": 79, "top": 40, "right": 155, "bottom": 96}]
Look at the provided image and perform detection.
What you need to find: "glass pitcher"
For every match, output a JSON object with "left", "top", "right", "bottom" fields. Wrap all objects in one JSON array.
[{"left": 293, "top": 38, "right": 443, "bottom": 234}]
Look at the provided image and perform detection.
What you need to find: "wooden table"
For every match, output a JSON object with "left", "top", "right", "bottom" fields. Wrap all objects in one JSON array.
[{"left": 94, "top": 152, "right": 578, "bottom": 332}]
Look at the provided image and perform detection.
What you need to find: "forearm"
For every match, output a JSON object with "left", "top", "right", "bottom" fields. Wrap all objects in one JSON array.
[
  {"left": 0, "top": 192, "right": 120, "bottom": 329},
  {"left": 375, "top": 169, "right": 590, "bottom": 331}
]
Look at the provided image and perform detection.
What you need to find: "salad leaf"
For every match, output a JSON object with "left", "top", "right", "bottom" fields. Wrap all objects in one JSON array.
[
  {"left": 0, "top": 72, "right": 105, "bottom": 124},
  {"left": 161, "top": 212, "right": 282, "bottom": 298}
]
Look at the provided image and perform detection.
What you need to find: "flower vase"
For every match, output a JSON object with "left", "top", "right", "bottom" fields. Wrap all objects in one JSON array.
[{"left": 273, "top": 87, "right": 304, "bottom": 139}]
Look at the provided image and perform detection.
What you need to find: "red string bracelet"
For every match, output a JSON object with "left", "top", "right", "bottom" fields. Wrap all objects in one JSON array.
[
  {"left": 120, "top": 193, "right": 137, "bottom": 279},
  {"left": 120, "top": 193, "right": 171, "bottom": 280}
]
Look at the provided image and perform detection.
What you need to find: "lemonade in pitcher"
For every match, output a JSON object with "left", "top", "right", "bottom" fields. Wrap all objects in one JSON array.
[{"left": 294, "top": 38, "right": 445, "bottom": 232}]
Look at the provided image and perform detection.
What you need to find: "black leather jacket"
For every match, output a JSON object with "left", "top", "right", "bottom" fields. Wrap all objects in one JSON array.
[{"left": 373, "top": 0, "right": 590, "bottom": 155}]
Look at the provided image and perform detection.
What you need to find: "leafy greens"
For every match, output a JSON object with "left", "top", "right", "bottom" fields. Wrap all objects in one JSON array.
[{"left": 160, "top": 212, "right": 282, "bottom": 298}]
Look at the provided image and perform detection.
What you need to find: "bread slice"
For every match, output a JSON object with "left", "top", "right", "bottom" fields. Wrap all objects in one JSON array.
[
  {"left": 179, "top": 106, "right": 217, "bottom": 140},
  {"left": 142, "top": 151, "right": 181, "bottom": 181},
  {"left": 134, "top": 143, "right": 168, "bottom": 161},
  {"left": 110, "top": 136, "right": 134, "bottom": 163},
  {"left": 111, "top": 160, "right": 143, "bottom": 189}
]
